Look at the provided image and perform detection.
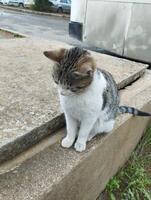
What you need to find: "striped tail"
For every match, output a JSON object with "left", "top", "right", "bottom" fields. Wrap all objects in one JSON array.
[{"left": 118, "top": 106, "right": 151, "bottom": 117}]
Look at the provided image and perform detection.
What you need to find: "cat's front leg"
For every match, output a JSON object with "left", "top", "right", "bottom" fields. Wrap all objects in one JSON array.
[
  {"left": 61, "top": 113, "right": 78, "bottom": 148},
  {"left": 74, "top": 118, "right": 96, "bottom": 152}
]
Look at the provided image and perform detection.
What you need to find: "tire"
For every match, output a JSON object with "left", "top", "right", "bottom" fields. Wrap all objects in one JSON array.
[
  {"left": 57, "top": 7, "right": 63, "bottom": 13},
  {"left": 18, "top": 3, "right": 24, "bottom": 8}
]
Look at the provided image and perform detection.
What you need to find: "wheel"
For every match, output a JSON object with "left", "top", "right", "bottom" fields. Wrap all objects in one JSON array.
[
  {"left": 57, "top": 7, "right": 63, "bottom": 13},
  {"left": 18, "top": 3, "right": 24, "bottom": 8}
]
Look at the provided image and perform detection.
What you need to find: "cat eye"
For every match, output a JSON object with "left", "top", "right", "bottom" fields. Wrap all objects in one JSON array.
[
  {"left": 73, "top": 72, "right": 86, "bottom": 79},
  {"left": 54, "top": 80, "right": 59, "bottom": 84},
  {"left": 71, "top": 88, "right": 77, "bottom": 92},
  {"left": 76, "top": 86, "right": 84, "bottom": 89},
  {"left": 87, "top": 70, "right": 93, "bottom": 77}
]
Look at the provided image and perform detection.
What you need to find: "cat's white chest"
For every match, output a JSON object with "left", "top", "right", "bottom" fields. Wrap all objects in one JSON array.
[
  {"left": 61, "top": 92, "right": 100, "bottom": 119},
  {"left": 59, "top": 71, "right": 107, "bottom": 120}
]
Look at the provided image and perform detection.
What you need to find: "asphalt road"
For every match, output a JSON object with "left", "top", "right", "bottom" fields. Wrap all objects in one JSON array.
[{"left": 0, "top": 8, "right": 79, "bottom": 44}]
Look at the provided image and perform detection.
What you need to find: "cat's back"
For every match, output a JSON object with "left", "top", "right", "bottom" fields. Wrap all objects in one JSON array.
[{"left": 98, "top": 68, "right": 120, "bottom": 119}]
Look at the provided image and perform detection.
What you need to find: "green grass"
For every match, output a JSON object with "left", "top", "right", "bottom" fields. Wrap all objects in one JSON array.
[{"left": 105, "top": 125, "right": 151, "bottom": 200}]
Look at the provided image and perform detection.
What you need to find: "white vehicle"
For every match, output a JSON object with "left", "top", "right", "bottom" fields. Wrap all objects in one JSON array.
[
  {"left": 0, "top": 0, "right": 9, "bottom": 5},
  {"left": 69, "top": 0, "right": 151, "bottom": 64},
  {"left": 8, "top": 0, "right": 34, "bottom": 7}
]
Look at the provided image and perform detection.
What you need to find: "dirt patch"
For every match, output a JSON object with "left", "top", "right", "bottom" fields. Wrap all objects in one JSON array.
[
  {"left": 0, "top": 29, "right": 23, "bottom": 39},
  {"left": 0, "top": 30, "right": 14, "bottom": 39}
]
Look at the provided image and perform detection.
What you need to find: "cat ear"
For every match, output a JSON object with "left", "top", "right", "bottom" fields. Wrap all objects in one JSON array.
[{"left": 43, "top": 48, "right": 66, "bottom": 62}]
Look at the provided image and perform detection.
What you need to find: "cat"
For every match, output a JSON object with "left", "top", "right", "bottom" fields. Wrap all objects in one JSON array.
[{"left": 44, "top": 47, "right": 151, "bottom": 152}]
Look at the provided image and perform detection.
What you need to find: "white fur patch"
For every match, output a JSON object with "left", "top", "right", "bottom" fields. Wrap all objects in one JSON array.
[{"left": 59, "top": 70, "right": 114, "bottom": 152}]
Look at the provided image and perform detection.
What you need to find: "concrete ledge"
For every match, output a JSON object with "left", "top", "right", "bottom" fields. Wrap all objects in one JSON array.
[
  {"left": 0, "top": 38, "right": 148, "bottom": 164},
  {"left": 0, "top": 5, "right": 70, "bottom": 19},
  {"left": 0, "top": 71, "right": 150, "bottom": 200}
]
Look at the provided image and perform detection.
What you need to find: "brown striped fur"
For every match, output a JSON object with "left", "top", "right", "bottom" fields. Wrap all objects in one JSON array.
[{"left": 44, "top": 47, "right": 96, "bottom": 93}]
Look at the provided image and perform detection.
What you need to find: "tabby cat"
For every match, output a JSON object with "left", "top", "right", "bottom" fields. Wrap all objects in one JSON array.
[{"left": 44, "top": 47, "right": 151, "bottom": 152}]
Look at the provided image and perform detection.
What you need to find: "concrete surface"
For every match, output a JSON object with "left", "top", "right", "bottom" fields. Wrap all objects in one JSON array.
[
  {"left": 0, "top": 38, "right": 147, "bottom": 164},
  {"left": 0, "top": 71, "right": 150, "bottom": 200},
  {"left": 0, "top": 8, "right": 72, "bottom": 43},
  {"left": 0, "top": 38, "right": 66, "bottom": 163}
]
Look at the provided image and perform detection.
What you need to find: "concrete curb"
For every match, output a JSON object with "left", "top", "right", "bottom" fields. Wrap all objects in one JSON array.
[
  {"left": 0, "top": 38, "right": 148, "bottom": 165},
  {"left": 0, "top": 5, "right": 70, "bottom": 19},
  {"left": 0, "top": 71, "right": 150, "bottom": 199},
  {"left": 0, "top": 27, "right": 27, "bottom": 38}
]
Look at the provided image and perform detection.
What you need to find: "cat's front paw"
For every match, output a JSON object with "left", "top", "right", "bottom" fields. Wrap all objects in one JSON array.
[
  {"left": 61, "top": 137, "right": 74, "bottom": 148},
  {"left": 74, "top": 141, "right": 86, "bottom": 152}
]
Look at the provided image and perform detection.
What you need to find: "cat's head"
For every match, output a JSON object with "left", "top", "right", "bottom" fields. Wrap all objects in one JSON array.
[{"left": 43, "top": 47, "right": 96, "bottom": 95}]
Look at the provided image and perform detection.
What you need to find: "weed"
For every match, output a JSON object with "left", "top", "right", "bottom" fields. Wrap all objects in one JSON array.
[{"left": 105, "top": 125, "right": 151, "bottom": 200}]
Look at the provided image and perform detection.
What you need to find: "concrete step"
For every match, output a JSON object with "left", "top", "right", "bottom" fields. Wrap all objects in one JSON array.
[
  {"left": 0, "top": 70, "right": 150, "bottom": 200},
  {"left": 0, "top": 38, "right": 148, "bottom": 164}
]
